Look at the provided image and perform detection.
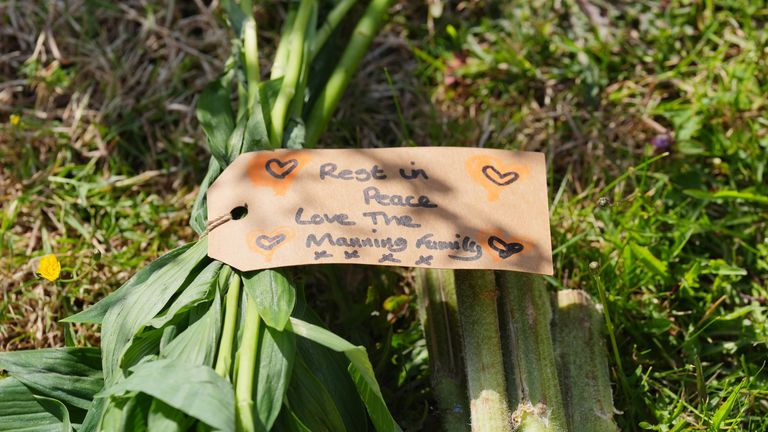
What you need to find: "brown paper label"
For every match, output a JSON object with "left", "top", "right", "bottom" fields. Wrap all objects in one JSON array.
[{"left": 207, "top": 147, "right": 553, "bottom": 275}]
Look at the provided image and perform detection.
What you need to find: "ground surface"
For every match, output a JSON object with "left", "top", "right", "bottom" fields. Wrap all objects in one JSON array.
[{"left": 1, "top": 1, "right": 767, "bottom": 430}]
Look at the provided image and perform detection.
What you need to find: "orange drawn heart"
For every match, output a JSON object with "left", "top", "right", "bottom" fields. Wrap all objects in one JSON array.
[
  {"left": 246, "top": 227, "right": 294, "bottom": 261},
  {"left": 248, "top": 151, "right": 313, "bottom": 196},
  {"left": 465, "top": 155, "right": 530, "bottom": 201}
]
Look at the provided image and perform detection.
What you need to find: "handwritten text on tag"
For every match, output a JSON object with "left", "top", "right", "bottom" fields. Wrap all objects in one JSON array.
[{"left": 207, "top": 147, "right": 553, "bottom": 275}]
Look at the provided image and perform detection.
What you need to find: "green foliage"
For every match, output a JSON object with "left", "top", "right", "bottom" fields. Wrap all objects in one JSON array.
[
  {"left": 2, "top": 1, "right": 399, "bottom": 431},
  {"left": 4, "top": 0, "right": 767, "bottom": 430},
  {"left": 100, "top": 359, "right": 235, "bottom": 431},
  {"left": 287, "top": 318, "right": 401, "bottom": 432},
  {"left": 413, "top": 1, "right": 768, "bottom": 429},
  {"left": 0, "top": 348, "right": 103, "bottom": 426},
  {"left": 0, "top": 377, "right": 72, "bottom": 432},
  {"left": 100, "top": 239, "right": 211, "bottom": 383},
  {"left": 251, "top": 326, "right": 295, "bottom": 431},
  {"left": 243, "top": 270, "right": 295, "bottom": 331}
]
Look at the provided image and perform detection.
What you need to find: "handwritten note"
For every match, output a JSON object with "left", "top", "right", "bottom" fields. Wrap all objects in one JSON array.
[{"left": 207, "top": 147, "right": 553, "bottom": 275}]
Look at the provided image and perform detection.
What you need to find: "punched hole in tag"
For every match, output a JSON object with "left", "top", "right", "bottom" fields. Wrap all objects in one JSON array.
[{"left": 231, "top": 205, "right": 248, "bottom": 220}]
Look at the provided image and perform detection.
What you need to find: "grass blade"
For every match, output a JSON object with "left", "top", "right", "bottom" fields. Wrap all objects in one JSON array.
[
  {"left": 711, "top": 381, "right": 745, "bottom": 430},
  {"left": 628, "top": 242, "right": 669, "bottom": 280}
]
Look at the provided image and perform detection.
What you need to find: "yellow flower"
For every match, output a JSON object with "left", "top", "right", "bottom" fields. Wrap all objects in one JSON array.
[
  {"left": 10, "top": 114, "right": 20, "bottom": 126},
  {"left": 36, "top": 254, "right": 61, "bottom": 282}
]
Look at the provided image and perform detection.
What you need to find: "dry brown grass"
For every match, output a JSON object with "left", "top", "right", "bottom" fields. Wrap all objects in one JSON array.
[
  {"left": 0, "top": 0, "right": 234, "bottom": 350},
  {"left": 0, "top": 0, "right": 423, "bottom": 350}
]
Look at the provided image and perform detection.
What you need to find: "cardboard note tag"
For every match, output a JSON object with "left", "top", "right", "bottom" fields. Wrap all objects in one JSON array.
[{"left": 207, "top": 147, "right": 553, "bottom": 275}]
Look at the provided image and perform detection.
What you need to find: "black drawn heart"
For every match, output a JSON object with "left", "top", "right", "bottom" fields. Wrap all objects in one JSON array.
[
  {"left": 265, "top": 158, "right": 299, "bottom": 179},
  {"left": 254, "top": 234, "right": 287, "bottom": 251},
  {"left": 488, "top": 236, "right": 524, "bottom": 259},
  {"left": 482, "top": 165, "right": 519, "bottom": 186}
]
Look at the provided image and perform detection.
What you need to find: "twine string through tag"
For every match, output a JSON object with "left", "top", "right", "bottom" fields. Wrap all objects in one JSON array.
[{"left": 203, "top": 204, "right": 248, "bottom": 236}]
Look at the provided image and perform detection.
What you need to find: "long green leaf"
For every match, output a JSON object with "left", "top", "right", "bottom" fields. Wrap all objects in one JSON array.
[
  {"left": 101, "top": 239, "right": 209, "bottom": 383},
  {"left": 252, "top": 326, "right": 296, "bottom": 431},
  {"left": 99, "top": 359, "right": 234, "bottom": 432},
  {"left": 286, "top": 358, "right": 347, "bottom": 432},
  {"left": 295, "top": 337, "right": 368, "bottom": 432},
  {"left": 287, "top": 318, "right": 401, "bottom": 432},
  {"left": 62, "top": 243, "right": 194, "bottom": 324},
  {"left": 197, "top": 78, "right": 236, "bottom": 168},
  {"left": 99, "top": 394, "right": 150, "bottom": 432},
  {"left": 148, "top": 261, "right": 222, "bottom": 329},
  {"left": 0, "top": 377, "right": 71, "bottom": 432},
  {"left": 33, "top": 395, "right": 72, "bottom": 432},
  {"left": 226, "top": 103, "right": 271, "bottom": 160},
  {"left": 190, "top": 158, "right": 223, "bottom": 235},
  {"left": 243, "top": 270, "right": 296, "bottom": 331},
  {"left": 160, "top": 290, "right": 223, "bottom": 367},
  {"left": 147, "top": 399, "right": 194, "bottom": 432},
  {"left": 119, "top": 326, "right": 163, "bottom": 373},
  {"left": 0, "top": 348, "right": 103, "bottom": 413},
  {"left": 78, "top": 397, "right": 107, "bottom": 432},
  {"left": 273, "top": 405, "right": 313, "bottom": 432}
]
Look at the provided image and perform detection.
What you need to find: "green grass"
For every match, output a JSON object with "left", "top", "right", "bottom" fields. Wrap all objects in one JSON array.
[{"left": 2, "top": 0, "right": 767, "bottom": 430}]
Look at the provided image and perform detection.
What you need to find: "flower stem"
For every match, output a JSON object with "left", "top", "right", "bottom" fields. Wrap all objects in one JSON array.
[
  {"left": 243, "top": 16, "right": 260, "bottom": 111},
  {"left": 553, "top": 289, "right": 619, "bottom": 432},
  {"left": 305, "top": 0, "right": 393, "bottom": 147},
  {"left": 289, "top": 2, "right": 318, "bottom": 121},
  {"left": 235, "top": 290, "right": 261, "bottom": 432},
  {"left": 270, "top": 7, "right": 297, "bottom": 80},
  {"left": 270, "top": 0, "right": 313, "bottom": 147},
  {"left": 455, "top": 270, "right": 511, "bottom": 432},
  {"left": 497, "top": 272, "right": 566, "bottom": 432},
  {"left": 414, "top": 268, "right": 469, "bottom": 432},
  {"left": 215, "top": 272, "right": 241, "bottom": 378},
  {"left": 310, "top": 0, "right": 358, "bottom": 60}
]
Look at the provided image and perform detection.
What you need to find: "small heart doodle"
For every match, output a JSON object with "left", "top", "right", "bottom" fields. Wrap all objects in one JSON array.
[
  {"left": 482, "top": 165, "right": 519, "bottom": 186},
  {"left": 254, "top": 233, "right": 287, "bottom": 251},
  {"left": 488, "top": 236, "right": 524, "bottom": 259},
  {"left": 246, "top": 228, "right": 294, "bottom": 261},
  {"left": 265, "top": 158, "right": 299, "bottom": 179}
]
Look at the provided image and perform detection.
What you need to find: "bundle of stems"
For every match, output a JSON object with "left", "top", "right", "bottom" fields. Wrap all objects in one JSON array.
[
  {"left": 415, "top": 270, "right": 619, "bottom": 432},
  {"left": 0, "top": 1, "right": 400, "bottom": 431}
]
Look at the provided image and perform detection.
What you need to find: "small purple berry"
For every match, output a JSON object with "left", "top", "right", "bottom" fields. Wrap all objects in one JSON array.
[{"left": 651, "top": 134, "right": 673, "bottom": 154}]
